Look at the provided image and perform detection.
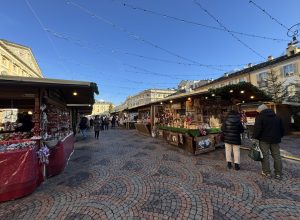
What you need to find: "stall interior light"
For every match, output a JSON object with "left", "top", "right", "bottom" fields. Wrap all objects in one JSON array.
[
  {"left": 242, "top": 101, "right": 245, "bottom": 103},
  {"left": 170, "top": 100, "right": 173, "bottom": 103},
  {"left": 240, "top": 90, "right": 245, "bottom": 94},
  {"left": 73, "top": 92, "right": 78, "bottom": 96},
  {"left": 211, "top": 94, "right": 215, "bottom": 97},
  {"left": 28, "top": 111, "right": 33, "bottom": 115},
  {"left": 160, "top": 102, "right": 163, "bottom": 105},
  {"left": 229, "top": 90, "right": 233, "bottom": 93},
  {"left": 205, "top": 97, "right": 208, "bottom": 99},
  {"left": 250, "top": 96, "right": 255, "bottom": 99},
  {"left": 187, "top": 97, "right": 191, "bottom": 101}
]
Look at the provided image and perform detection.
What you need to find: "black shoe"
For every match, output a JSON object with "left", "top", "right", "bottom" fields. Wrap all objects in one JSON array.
[
  {"left": 261, "top": 172, "right": 271, "bottom": 178},
  {"left": 227, "top": 162, "right": 232, "bottom": 169},
  {"left": 234, "top": 163, "right": 240, "bottom": 170},
  {"left": 274, "top": 174, "right": 282, "bottom": 180}
]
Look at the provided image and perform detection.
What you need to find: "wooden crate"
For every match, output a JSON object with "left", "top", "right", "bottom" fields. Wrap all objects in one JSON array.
[
  {"left": 183, "top": 135, "right": 195, "bottom": 154},
  {"left": 135, "top": 123, "right": 151, "bottom": 136}
]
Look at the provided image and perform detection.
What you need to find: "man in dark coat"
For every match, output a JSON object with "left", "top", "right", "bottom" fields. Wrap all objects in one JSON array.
[
  {"left": 79, "top": 116, "right": 88, "bottom": 139},
  {"left": 253, "top": 104, "right": 284, "bottom": 179},
  {"left": 222, "top": 110, "right": 244, "bottom": 170}
]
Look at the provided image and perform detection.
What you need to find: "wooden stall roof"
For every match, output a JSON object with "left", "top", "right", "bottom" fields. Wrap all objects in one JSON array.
[
  {"left": 0, "top": 76, "right": 98, "bottom": 113},
  {"left": 127, "top": 82, "right": 272, "bottom": 110}
]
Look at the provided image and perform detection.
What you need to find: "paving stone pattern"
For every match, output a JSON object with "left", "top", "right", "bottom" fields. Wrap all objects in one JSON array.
[{"left": 0, "top": 129, "right": 300, "bottom": 220}]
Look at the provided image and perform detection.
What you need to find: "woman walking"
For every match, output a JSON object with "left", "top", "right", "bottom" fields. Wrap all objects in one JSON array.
[
  {"left": 222, "top": 109, "right": 244, "bottom": 170},
  {"left": 94, "top": 115, "right": 101, "bottom": 139}
]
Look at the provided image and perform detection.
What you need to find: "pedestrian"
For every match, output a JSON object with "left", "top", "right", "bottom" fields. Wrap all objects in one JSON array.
[
  {"left": 104, "top": 116, "right": 109, "bottom": 130},
  {"left": 90, "top": 117, "right": 94, "bottom": 129},
  {"left": 93, "top": 115, "right": 101, "bottom": 139},
  {"left": 116, "top": 115, "right": 119, "bottom": 127},
  {"left": 221, "top": 109, "right": 244, "bottom": 170},
  {"left": 100, "top": 116, "right": 104, "bottom": 131},
  {"left": 252, "top": 104, "right": 284, "bottom": 180},
  {"left": 79, "top": 116, "right": 88, "bottom": 139},
  {"left": 111, "top": 115, "right": 116, "bottom": 128}
]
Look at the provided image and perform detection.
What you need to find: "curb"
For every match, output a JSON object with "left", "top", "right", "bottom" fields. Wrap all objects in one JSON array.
[{"left": 240, "top": 147, "right": 300, "bottom": 162}]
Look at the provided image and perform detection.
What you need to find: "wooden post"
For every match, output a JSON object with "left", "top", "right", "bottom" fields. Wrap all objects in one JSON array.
[{"left": 150, "top": 105, "right": 155, "bottom": 130}]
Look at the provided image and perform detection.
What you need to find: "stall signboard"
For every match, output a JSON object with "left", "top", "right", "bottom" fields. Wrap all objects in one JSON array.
[{"left": 168, "top": 132, "right": 179, "bottom": 146}]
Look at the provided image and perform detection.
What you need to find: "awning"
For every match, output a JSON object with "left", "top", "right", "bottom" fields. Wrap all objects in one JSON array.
[{"left": 0, "top": 75, "right": 98, "bottom": 113}]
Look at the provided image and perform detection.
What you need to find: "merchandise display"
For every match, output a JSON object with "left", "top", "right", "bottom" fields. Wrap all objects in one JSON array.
[
  {"left": 0, "top": 140, "right": 37, "bottom": 152},
  {"left": 152, "top": 97, "right": 228, "bottom": 154},
  {"left": 41, "top": 103, "right": 72, "bottom": 148}
]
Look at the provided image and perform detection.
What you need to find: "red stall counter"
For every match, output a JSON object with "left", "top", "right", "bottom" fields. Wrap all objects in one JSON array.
[
  {"left": 47, "top": 133, "right": 74, "bottom": 177},
  {"left": 0, "top": 146, "right": 43, "bottom": 202}
]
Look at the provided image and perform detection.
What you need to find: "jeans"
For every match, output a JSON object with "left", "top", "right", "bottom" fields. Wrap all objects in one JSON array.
[
  {"left": 80, "top": 128, "right": 87, "bottom": 139},
  {"left": 260, "top": 142, "right": 282, "bottom": 175},
  {"left": 225, "top": 143, "right": 240, "bottom": 164}
]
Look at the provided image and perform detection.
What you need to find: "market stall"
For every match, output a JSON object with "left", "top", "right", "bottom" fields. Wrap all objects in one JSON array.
[
  {"left": 146, "top": 82, "right": 271, "bottom": 155},
  {"left": 0, "top": 76, "right": 97, "bottom": 201},
  {"left": 121, "top": 111, "right": 138, "bottom": 129},
  {"left": 134, "top": 106, "right": 151, "bottom": 136}
]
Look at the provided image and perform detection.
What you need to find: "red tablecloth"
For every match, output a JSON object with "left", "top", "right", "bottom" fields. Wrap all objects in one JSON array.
[
  {"left": 0, "top": 146, "right": 43, "bottom": 202},
  {"left": 47, "top": 133, "right": 74, "bottom": 177}
]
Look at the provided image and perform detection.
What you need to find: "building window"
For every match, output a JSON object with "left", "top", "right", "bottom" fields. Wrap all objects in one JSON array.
[
  {"left": 256, "top": 72, "right": 269, "bottom": 87},
  {"left": 282, "top": 63, "right": 297, "bottom": 77},
  {"left": 239, "top": 77, "right": 246, "bottom": 82}
]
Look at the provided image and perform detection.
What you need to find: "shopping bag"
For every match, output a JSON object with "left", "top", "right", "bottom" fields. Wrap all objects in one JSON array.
[{"left": 248, "top": 140, "right": 263, "bottom": 161}]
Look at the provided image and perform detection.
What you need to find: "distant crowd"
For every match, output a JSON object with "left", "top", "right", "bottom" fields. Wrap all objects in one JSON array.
[{"left": 78, "top": 115, "right": 119, "bottom": 140}]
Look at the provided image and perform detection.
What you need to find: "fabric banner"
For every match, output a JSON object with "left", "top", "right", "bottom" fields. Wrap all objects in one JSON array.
[
  {"left": 47, "top": 133, "right": 74, "bottom": 177},
  {"left": 0, "top": 146, "right": 43, "bottom": 202}
]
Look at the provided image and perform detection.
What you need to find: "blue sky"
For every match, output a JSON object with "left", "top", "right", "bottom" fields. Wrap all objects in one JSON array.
[{"left": 0, "top": 0, "right": 299, "bottom": 105}]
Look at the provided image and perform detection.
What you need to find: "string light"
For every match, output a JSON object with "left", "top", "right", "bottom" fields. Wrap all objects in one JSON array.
[
  {"left": 65, "top": 0, "right": 234, "bottom": 71},
  {"left": 193, "top": 0, "right": 265, "bottom": 59},
  {"left": 44, "top": 28, "right": 245, "bottom": 70},
  {"left": 124, "top": 63, "right": 227, "bottom": 79},
  {"left": 249, "top": 0, "right": 289, "bottom": 31},
  {"left": 121, "top": 2, "right": 288, "bottom": 42}
]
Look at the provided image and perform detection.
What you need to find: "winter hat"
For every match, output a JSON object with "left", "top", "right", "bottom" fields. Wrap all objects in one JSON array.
[{"left": 257, "top": 104, "right": 268, "bottom": 112}]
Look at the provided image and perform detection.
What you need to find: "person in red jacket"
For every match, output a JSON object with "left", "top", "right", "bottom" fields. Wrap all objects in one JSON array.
[{"left": 253, "top": 104, "right": 285, "bottom": 180}]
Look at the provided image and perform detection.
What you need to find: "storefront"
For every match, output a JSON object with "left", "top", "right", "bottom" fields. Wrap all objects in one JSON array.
[{"left": 0, "top": 76, "right": 97, "bottom": 202}]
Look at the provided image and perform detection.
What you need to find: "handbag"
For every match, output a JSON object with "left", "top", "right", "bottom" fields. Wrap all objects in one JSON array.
[{"left": 248, "top": 140, "right": 263, "bottom": 161}]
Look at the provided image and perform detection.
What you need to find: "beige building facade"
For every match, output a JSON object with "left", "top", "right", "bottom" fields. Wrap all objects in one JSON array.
[
  {"left": 114, "top": 89, "right": 176, "bottom": 112},
  {"left": 196, "top": 43, "right": 300, "bottom": 103},
  {"left": 124, "top": 89, "right": 176, "bottom": 109},
  {"left": 92, "top": 101, "right": 114, "bottom": 115},
  {"left": 0, "top": 39, "right": 43, "bottom": 78}
]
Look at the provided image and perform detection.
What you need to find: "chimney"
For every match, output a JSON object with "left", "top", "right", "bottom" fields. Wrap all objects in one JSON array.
[
  {"left": 286, "top": 36, "right": 300, "bottom": 56},
  {"left": 268, "top": 55, "right": 273, "bottom": 61}
]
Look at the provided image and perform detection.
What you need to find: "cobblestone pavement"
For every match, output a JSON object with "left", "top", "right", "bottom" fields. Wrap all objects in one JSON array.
[{"left": 0, "top": 129, "right": 300, "bottom": 220}]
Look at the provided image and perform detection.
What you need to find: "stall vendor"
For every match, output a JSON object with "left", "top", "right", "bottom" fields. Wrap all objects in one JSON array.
[{"left": 15, "top": 112, "right": 34, "bottom": 132}]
